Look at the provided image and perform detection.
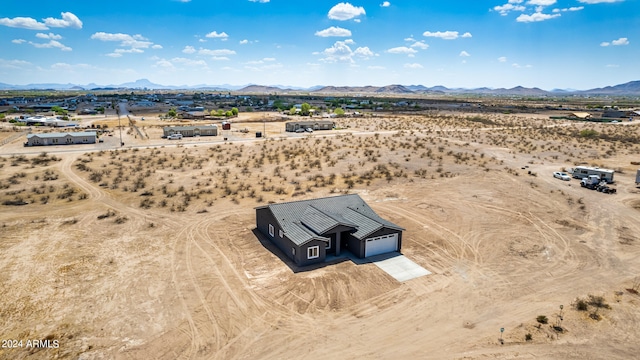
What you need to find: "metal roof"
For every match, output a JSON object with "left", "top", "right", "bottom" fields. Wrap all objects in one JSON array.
[
  {"left": 163, "top": 125, "right": 217, "bottom": 131},
  {"left": 27, "top": 132, "right": 96, "bottom": 139},
  {"left": 264, "top": 194, "right": 404, "bottom": 246}
]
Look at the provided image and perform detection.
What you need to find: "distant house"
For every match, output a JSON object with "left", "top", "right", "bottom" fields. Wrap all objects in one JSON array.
[
  {"left": 255, "top": 194, "right": 404, "bottom": 266},
  {"left": 285, "top": 120, "right": 334, "bottom": 132},
  {"left": 602, "top": 110, "right": 626, "bottom": 118},
  {"left": 163, "top": 125, "right": 218, "bottom": 138},
  {"left": 179, "top": 111, "right": 208, "bottom": 120},
  {"left": 569, "top": 112, "right": 591, "bottom": 120},
  {"left": 25, "top": 132, "right": 96, "bottom": 146}
]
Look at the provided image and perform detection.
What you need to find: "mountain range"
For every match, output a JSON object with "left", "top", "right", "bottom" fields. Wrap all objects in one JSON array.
[{"left": 1, "top": 78, "right": 639, "bottom": 96}]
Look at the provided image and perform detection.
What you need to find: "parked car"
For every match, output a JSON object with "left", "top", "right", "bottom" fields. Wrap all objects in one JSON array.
[
  {"left": 295, "top": 128, "right": 305, "bottom": 133},
  {"left": 553, "top": 171, "right": 571, "bottom": 181},
  {"left": 305, "top": 128, "right": 313, "bottom": 133},
  {"left": 167, "top": 134, "right": 183, "bottom": 140}
]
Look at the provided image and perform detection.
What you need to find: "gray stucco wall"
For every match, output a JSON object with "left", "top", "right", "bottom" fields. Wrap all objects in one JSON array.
[{"left": 256, "top": 207, "right": 295, "bottom": 263}]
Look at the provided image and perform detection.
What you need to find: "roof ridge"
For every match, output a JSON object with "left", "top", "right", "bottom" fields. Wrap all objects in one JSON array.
[{"left": 267, "top": 193, "right": 360, "bottom": 207}]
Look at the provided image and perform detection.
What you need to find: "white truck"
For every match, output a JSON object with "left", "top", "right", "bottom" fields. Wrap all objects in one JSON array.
[
  {"left": 167, "top": 133, "right": 183, "bottom": 140},
  {"left": 570, "top": 166, "right": 614, "bottom": 183},
  {"left": 581, "top": 175, "right": 616, "bottom": 193}
]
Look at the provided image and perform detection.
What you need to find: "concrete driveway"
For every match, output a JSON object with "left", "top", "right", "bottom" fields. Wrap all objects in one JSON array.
[{"left": 367, "top": 252, "right": 431, "bottom": 282}]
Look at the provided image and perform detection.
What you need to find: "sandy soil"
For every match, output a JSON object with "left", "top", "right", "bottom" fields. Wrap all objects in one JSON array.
[{"left": 1, "top": 111, "right": 640, "bottom": 359}]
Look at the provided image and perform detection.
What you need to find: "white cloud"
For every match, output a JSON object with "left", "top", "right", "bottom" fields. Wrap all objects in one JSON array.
[
  {"left": 91, "top": 32, "right": 154, "bottom": 50},
  {"left": 498, "top": 56, "right": 507, "bottom": 62},
  {"left": 239, "top": 39, "right": 249, "bottom": 45},
  {"left": 381, "top": 1, "right": 391, "bottom": 7},
  {"left": 354, "top": 47, "right": 374, "bottom": 58},
  {"left": 211, "top": 56, "right": 230, "bottom": 61},
  {"left": 315, "top": 26, "right": 352, "bottom": 37},
  {"left": 611, "top": 37, "right": 629, "bottom": 46},
  {"left": 578, "top": 0, "right": 623, "bottom": 3},
  {"left": 328, "top": 2, "right": 366, "bottom": 21},
  {"left": 12, "top": 39, "right": 26, "bottom": 44},
  {"left": 155, "top": 59, "right": 175, "bottom": 69},
  {"left": 29, "top": 40, "right": 72, "bottom": 51},
  {"left": 319, "top": 40, "right": 373, "bottom": 63},
  {"left": 182, "top": 46, "right": 196, "bottom": 54},
  {"left": 386, "top": 46, "right": 418, "bottom": 55},
  {"left": 0, "top": 59, "right": 32, "bottom": 69},
  {"left": 205, "top": 31, "right": 229, "bottom": 40},
  {"left": 553, "top": 6, "right": 584, "bottom": 12},
  {"left": 404, "top": 63, "right": 423, "bottom": 69},
  {"left": 249, "top": 0, "right": 270, "bottom": 2},
  {"left": 605, "top": 64, "right": 619, "bottom": 68},
  {"left": 516, "top": 12, "right": 561, "bottom": 22},
  {"left": 43, "top": 12, "right": 83, "bottom": 29},
  {"left": 51, "top": 62, "right": 92, "bottom": 71},
  {"left": 106, "top": 53, "right": 123, "bottom": 58},
  {"left": 410, "top": 41, "right": 429, "bottom": 49},
  {"left": 114, "top": 48, "right": 144, "bottom": 54},
  {"left": 423, "top": 31, "right": 470, "bottom": 40},
  {"left": 36, "top": 33, "right": 62, "bottom": 40},
  {"left": 151, "top": 44, "right": 163, "bottom": 49},
  {"left": 199, "top": 48, "right": 236, "bottom": 56},
  {"left": 459, "top": 51, "right": 470, "bottom": 57},
  {"left": 600, "top": 38, "right": 628, "bottom": 47},
  {"left": 0, "top": 17, "right": 48, "bottom": 30},
  {"left": 512, "top": 63, "right": 532, "bottom": 68},
  {"left": 172, "top": 57, "right": 208, "bottom": 67},
  {"left": 368, "top": 65, "right": 386, "bottom": 70},
  {"left": 494, "top": 3, "right": 526, "bottom": 16},
  {"left": 528, "top": 0, "right": 556, "bottom": 6}
]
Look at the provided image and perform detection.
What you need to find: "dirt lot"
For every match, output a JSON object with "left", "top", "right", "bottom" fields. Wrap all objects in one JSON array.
[{"left": 1, "top": 111, "right": 640, "bottom": 359}]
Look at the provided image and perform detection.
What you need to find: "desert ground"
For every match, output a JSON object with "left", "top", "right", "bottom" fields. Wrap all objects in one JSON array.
[{"left": 1, "top": 110, "right": 640, "bottom": 359}]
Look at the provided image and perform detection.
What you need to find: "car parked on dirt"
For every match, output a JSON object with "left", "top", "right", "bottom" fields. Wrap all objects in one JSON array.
[{"left": 553, "top": 171, "right": 571, "bottom": 181}]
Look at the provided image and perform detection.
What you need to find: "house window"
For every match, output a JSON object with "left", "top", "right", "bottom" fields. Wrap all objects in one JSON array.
[
  {"left": 307, "top": 246, "right": 319, "bottom": 259},
  {"left": 268, "top": 224, "right": 274, "bottom": 237},
  {"left": 279, "top": 229, "right": 283, "bottom": 238},
  {"left": 292, "top": 248, "right": 296, "bottom": 256}
]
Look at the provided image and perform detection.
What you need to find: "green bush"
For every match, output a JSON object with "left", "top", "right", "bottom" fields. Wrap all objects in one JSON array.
[
  {"left": 536, "top": 315, "right": 548, "bottom": 324},
  {"left": 579, "top": 129, "right": 599, "bottom": 138}
]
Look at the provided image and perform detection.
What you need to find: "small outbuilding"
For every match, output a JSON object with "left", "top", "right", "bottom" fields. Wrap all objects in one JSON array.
[
  {"left": 25, "top": 132, "right": 96, "bottom": 146},
  {"left": 255, "top": 194, "right": 404, "bottom": 266},
  {"left": 163, "top": 125, "right": 218, "bottom": 138},
  {"left": 285, "top": 120, "right": 334, "bottom": 132}
]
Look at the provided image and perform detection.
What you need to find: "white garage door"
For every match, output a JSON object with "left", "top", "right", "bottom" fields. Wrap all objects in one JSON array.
[{"left": 365, "top": 233, "right": 398, "bottom": 257}]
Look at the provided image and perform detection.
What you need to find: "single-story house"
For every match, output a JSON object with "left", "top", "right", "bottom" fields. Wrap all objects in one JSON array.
[
  {"left": 25, "top": 132, "right": 96, "bottom": 147},
  {"left": 602, "top": 110, "right": 626, "bottom": 118},
  {"left": 179, "top": 111, "right": 208, "bottom": 120},
  {"left": 163, "top": 125, "right": 218, "bottom": 138},
  {"left": 285, "top": 120, "right": 334, "bottom": 132},
  {"left": 255, "top": 194, "right": 404, "bottom": 266},
  {"left": 569, "top": 112, "right": 592, "bottom": 120}
]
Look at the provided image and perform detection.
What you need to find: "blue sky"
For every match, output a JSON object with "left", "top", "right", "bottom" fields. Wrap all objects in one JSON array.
[{"left": 0, "top": 0, "right": 638, "bottom": 90}]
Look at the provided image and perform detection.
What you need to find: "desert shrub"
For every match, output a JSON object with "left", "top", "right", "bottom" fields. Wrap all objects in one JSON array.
[
  {"left": 575, "top": 298, "right": 588, "bottom": 311},
  {"left": 536, "top": 315, "right": 548, "bottom": 324},
  {"left": 588, "top": 294, "right": 610, "bottom": 309},
  {"left": 97, "top": 209, "right": 116, "bottom": 220},
  {"left": 525, "top": 333, "right": 532, "bottom": 341},
  {"left": 114, "top": 216, "right": 128, "bottom": 224},
  {"left": 579, "top": 129, "right": 598, "bottom": 139}
]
